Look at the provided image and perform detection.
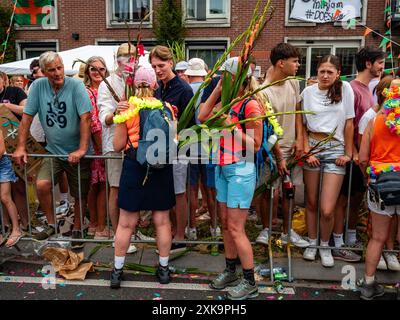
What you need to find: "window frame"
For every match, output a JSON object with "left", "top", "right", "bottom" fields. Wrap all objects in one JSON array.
[
  {"left": 285, "top": 0, "right": 368, "bottom": 27},
  {"left": 14, "top": 0, "right": 58, "bottom": 30},
  {"left": 106, "top": 0, "right": 153, "bottom": 28},
  {"left": 16, "top": 40, "right": 59, "bottom": 60},
  {"left": 285, "top": 36, "right": 364, "bottom": 80},
  {"left": 183, "top": 0, "right": 231, "bottom": 27},
  {"left": 185, "top": 38, "right": 230, "bottom": 69}
]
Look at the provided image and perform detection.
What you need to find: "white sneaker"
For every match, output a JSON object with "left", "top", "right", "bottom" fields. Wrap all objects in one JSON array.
[
  {"left": 303, "top": 247, "right": 317, "bottom": 261},
  {"left": 377, "top": 255, "right": 388, "bottom": 270},
  {"left": 112, "top": 236, "right": 137, "bottom": 254},
  {"left": 383, "top": 252, "right": 400, "bottom": 271},
  {"left": 319, "top": 247, "right": 334, "bottom": 267},
  {"left": 185, "top": 227, "right": 197, "bottom": 240},
  {"left": 281, "top": 230, "right": 310, "bottom": 248},
  {"left": 256, "top": 228, "right": 269, "bottom": 245},
  {"left": 135, "top": 230, "right": 155, "bottom": 241},
  {"left": 210, "top": 226, "right": 221, "bottom": 238}
]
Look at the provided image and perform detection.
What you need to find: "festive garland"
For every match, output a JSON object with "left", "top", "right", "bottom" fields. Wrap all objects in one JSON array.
[
  {"left": 382, "top": 86, "right": 400, "bottom": 135},
  {"left": 367, "top": 164, "right": 400, "bottom": 179},
  {"left": 262, "top": 99, "right": 284, "bottom": 137},
  {"left": 113, "top": 96, "right": 163, "bottom": 124}
]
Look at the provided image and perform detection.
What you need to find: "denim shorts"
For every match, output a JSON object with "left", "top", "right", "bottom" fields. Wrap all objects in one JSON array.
[
  {"left": 303, "top": 137, "right": 346, "bottom": 175},
  {"left": 215, "top": 162, "right": 256, "bottom": 209},
  {"left": 206, "top": 164, "right": 216, "bottom": 188},
  {"left": 0, "top": 156, "right": 17, "bottom": 183},
  {"left": 367, "top": 188, "right": 400, "bottom": 216},
  {"left": 189, "top": 163, "right": 207, "bottom": 186}
]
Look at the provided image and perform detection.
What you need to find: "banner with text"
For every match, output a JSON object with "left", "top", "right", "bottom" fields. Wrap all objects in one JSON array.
[{"left": 290, "top": 0, "right": 362, "bottom": 23}]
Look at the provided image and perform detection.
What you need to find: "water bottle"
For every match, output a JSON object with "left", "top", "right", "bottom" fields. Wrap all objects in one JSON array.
[
  {"left": 267, "top": 133, "right": 278, "bottom": 150},
  {"left": 211, "top": 244, "right": 219, "bottom": 256}
]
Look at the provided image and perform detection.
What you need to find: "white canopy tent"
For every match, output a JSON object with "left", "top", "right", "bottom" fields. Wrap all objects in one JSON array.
[{"left": 0, "top": 45, "right": 151, "bottom": 76}]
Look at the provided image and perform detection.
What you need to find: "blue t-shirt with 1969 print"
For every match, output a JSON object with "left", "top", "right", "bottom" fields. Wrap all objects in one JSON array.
[{"left": 24, "top": 77, "right": 92, "bottom": 156}]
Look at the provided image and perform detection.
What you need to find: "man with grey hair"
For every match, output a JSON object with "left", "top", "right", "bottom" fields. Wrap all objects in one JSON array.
[{"left": 13, "top": 51, "right": 93, "bottom": 247}]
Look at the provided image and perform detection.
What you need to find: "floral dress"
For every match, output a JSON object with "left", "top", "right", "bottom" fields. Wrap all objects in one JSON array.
[{"left": 86, "top": 86, "right": 106, "bottom": 185}]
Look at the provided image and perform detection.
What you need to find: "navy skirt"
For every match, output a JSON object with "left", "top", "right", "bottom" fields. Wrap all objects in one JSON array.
[{"left": 118, "top": 156, "right": 176, "bottom": 212}]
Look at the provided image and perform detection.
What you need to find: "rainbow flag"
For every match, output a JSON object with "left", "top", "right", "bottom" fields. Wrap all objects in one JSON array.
[{"left": 13, "top": 0, "right": 53, "bottom": 26}]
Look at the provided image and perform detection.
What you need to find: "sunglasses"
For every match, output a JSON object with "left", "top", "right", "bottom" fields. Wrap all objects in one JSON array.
[{"left": 89, "top": 66, "right": 106, "bottom": 73}]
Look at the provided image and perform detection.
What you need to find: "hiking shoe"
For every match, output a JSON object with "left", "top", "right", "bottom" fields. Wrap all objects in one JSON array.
[
  {"left": 319, "top": 247, "right": 334, "bottom": 267},
  {"left": 383, "top": 252, "right": 400, "bottom": 271},
  {"left": 332, "top": 246, "right": 362, "bottom": 262},
  {"left": 156, "top": 265, "right": 171, "bottom": 284},
  {"left": 281, "top": 230, "right": 310, "bottom": 248},
  {"left": 33, "top": 225, "right": 55, "bottom": 240},
  {"left": 377, "top": 255, "right": 388, "bottom": 270},
  {"left": 256, "top": 228, "right": 269, "bottom": 245},
  {"left": 226, "top": 278, "right": 259, "bottom": 300},
  {"left": 303, "top": 247, "right": 317, "bottom": 261},
  {"left": 110, "top": 268, "right": 123, "bottom": 289},
  {"left": 71, "top": 230, "right": 84, "bottom": 249},
  {"left": 209, "top": 269, "right": 240, "bottom": 290},
  {"left": 357, "top": 278, "right": 385, "bottom": 300},
  {"left": 185, "top": 227, "right": 197, "bottom": 241}
]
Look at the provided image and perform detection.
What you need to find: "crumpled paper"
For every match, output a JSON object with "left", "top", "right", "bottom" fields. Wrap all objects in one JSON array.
[
  {"left": 292, "top": 207, "right": 306, "bottom": 236},
  {"left": 42, "top": 247, "right": 93, "bottom": 280}
]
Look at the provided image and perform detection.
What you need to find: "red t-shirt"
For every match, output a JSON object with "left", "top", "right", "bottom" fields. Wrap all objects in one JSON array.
[{"left": 218, "top": 99, "right": 263, "bottom": 166}]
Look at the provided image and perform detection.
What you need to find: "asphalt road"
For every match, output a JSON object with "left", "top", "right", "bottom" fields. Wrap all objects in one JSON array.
[{"left": 0, "top": 261, "right": 397, "bottom": 301}]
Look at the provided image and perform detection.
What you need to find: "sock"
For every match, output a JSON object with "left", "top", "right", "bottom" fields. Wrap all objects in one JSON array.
[
  {"left": 346, "top": 229, "right": 357, "bottom": 245},
  {"left": 242, "top": 268, "right": 255, "bottom": 286},
  {"left": 226, "top": 258, "right": 237, "bottom": 273},
  {"left": 320, "top": 240, "right": 329, "bottom": 247},
  {"left": 309, "top": 238, "right": 317, "bottom": 246},
  {"left": 365, "top": 274, "right": 375, "bottom": 285},
  {"left": 114, "top": 256, "right": 125, "bottom": 270},
  {"left": 159, "top": 256, "right": 169, "bottom": 267},
  {"left": 60, "top": 193, "right": 68, "bottom": 202},
  {"left": 333, "top": 233, "right": 344, "bottom": 248}
]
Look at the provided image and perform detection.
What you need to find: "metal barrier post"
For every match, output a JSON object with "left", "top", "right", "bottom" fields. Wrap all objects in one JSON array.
[
  {"left": 344, "top": 161, "right": 354, "bottom": 243},
  {"left": 286, "top": 171, "right": 295, "bottom": 283},
  {"left": 268, "top": 185, "right": 274, "bottom": 282},
  {"left": 50, "top": 158, "right": 58, "bottom": 236},
  {"left": 316, "top": 164, "right": 324, "bottom": 242},
  {"left": 104, "top": 156, "right": 111, "bottom": 237},
  {"left": 23, "top": 165, "right": 32, "bottom": 237},
  {"left": 77, "top": 162, "right": 83, "bottom": 236}
]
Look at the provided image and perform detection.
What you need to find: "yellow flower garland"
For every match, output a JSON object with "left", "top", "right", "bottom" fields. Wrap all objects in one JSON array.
[
  {"left": 263, "top": 99, "right": 284, "bottom": 137},
  {"left": 113, "top": 97, "right": 164, "bottom": 124}
]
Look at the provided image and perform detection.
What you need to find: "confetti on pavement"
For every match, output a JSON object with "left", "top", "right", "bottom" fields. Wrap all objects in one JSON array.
[
  {"left": 278, "top": 295, "right": 284, "bottom": 300},
  {"left": 154, "top": 293, "right": 161, "bottom": 297},
  {"left": 17, "top": 281, "right": 24, "bottom": 288},
  {"left": 76, "top": 292, "right": 84, "bottom": 298},
  {"left": 266, "top": 295, "right": 276, "bottom": 300}
]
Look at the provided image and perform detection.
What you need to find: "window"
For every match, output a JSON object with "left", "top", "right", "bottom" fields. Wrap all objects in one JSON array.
[
  {"left": 285, "top": 0, "right": 367, "bottom": 26},
  {"left": 186, "top": 40, "right": 228, "bottom": 70},
  {"left": 16, "top": 41, "right": 58, "bottom": 60},
  {"left": 185, "top": 0, "right": 230, "bottom": 25},
  {"left": 287, "top": 39, "right": 362, "bottom": 90},
  {"left": 108, "top": 0, "right": 150, "bottom": 24},
  {"left": 14, "top": 0, "right": 58, "bottom": 30}
]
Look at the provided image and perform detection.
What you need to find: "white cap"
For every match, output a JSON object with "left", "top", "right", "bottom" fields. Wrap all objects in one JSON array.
[
  {"left": 184, "top": 58, "right": 208, "bottom": 77},
  {"left": 175, "top": 61, "right": 189, "bottom": 71},
  {"left": 220, "top": 57, "right": 252, "bottom": 77}
]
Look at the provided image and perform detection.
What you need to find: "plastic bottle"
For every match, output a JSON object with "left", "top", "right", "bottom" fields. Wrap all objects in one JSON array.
[
  {"left": 211, "top": 244, "right": 219, "bottom": 256},
  {"left": 267, "top": 133, "right": 278, "bottom": 150}
]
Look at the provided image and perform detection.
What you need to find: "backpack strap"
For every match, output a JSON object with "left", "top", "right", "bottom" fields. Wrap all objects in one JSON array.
[{"left": 229, "top": 97, "right": 253, "bottom": 132}]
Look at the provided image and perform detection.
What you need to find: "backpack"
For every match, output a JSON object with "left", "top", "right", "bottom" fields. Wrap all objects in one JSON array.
[
  {"left": 229, "top": 97, "right": 276, "bottom": 173},
  {"left": 128, "top": 102, "right": 177, "bottom": 170}
]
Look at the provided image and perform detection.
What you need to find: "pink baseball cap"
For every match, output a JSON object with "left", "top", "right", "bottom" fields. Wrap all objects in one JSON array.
[{"left": 134, "top": 66, "right": 158, "bottom": 89}]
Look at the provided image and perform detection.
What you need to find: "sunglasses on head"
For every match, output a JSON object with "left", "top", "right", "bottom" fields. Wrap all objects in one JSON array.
[{"left": 89, "top": 66, "right": 106, "bottom": 73}]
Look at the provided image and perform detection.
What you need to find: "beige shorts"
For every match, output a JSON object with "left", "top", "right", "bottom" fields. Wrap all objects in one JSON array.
[{"left": 105, "top": 151, "right": 123, "bottom": 187}]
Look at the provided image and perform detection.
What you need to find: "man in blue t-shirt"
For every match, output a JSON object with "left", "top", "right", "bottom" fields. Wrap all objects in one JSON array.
[{"left": 13, "top": 51, "right": 92, "bottom": 244}]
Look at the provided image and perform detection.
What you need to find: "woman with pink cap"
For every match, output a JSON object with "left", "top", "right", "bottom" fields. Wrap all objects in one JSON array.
[{"left": 110, "top": 67, "right": 175, "bottom": 288}]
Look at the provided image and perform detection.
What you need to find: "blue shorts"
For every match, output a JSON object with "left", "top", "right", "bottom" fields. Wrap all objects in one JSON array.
[
  {"left": 206, "top": 164, "right": 216, "bottom": 188},
  {"left": 215, "top": 162, "right": 256, "bottom": 209},
  {"left": 189, "top": 164, "right": 207, "bottom": 186},
  {"left": 0, "top": 156, "right": 17, "bottom": 183},
  {"left": 303, "top": 137, "right": 346, "bottom": 175}
]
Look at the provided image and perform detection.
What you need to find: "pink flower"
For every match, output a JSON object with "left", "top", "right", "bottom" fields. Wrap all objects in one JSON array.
[
  {"left": 137, "top": 44, "right": 145, "bottom": 57},
  {"left": 126, "top": 76, "right": 134, "bottom": 86}
]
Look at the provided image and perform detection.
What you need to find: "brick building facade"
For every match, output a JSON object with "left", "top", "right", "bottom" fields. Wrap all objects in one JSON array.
[{"left": 9, "top": 0, "right": 389, "bottom": 79}]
